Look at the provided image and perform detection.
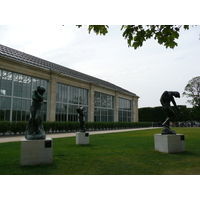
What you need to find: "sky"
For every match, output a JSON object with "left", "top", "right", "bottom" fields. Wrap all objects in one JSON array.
[{"left": 0, "top": 25, "right": 199, "bottom": 108}]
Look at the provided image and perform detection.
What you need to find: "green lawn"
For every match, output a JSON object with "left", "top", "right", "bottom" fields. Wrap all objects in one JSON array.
[{"left": 0, "top": 127, "right": 200, "bottom": 175}]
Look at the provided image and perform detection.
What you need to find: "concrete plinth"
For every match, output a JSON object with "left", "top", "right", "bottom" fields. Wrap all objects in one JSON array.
[
  {"left": 154, "top": 134, "right": 185, "bottom": 153},
  {"left": 20, "top": 138, "right": 53, "bottom": 166},
  {"left": 76, "top": 132, "right": 89, "bottom": 145}
]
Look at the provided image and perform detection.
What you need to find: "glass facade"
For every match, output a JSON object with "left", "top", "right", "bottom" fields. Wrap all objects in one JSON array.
[
  {"left": 56, "top": 83, "right": 88, "bottom": 121},
  {"left": 0, "top": 69, "right": 48, "bottom": 121},
  {"left": 118, "top": 97, "right": 132, "bottom": 122},
  {"left": 0, "top": 69, "right": 135, "bottom": 123},
  {"left": 0, "top": 96, "right": 11, "bottom": 121},
  {"left": 94, "top": 92, "right": 114, "bottom": 122}
]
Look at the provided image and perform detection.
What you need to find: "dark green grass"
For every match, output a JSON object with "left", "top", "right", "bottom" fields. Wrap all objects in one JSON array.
[{"left": 0, "top": 127, "right": 200, "bottom": 175}]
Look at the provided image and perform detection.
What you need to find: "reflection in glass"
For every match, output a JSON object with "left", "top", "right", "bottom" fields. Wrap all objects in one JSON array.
[
  {"left": 94, "top": 92, "right": 114, "bottom": 122},
  {"left": 56, "top": 83, "right": 88, "bottom": 122},
  {"left": 0, "top": 69, "right": 48, "bottom": 121},
  {"left": 118, "top": 98, "right": 132, "bottom": 122}
]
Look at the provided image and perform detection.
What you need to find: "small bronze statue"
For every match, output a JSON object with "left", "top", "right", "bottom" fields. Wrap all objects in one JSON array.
[
  {"left": 25, "top": 86, "right": 46, "bottom": 140},
  {"left": 76, "top": 106, "right": 86, "bottom": 132},
  {"left": 160, "top": 91, "right": 183, "bottom": 134}
]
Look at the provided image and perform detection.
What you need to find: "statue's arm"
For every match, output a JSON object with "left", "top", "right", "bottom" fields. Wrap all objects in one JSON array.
[
  {"left": 32, "top": 90, "right": 43, "bottom": 102},
  {"left": 37, "top": 92, "right": 44, "bottom": 101},
  {"left": 171, "top": 97, "right": 180, "bottom": 112},
  {"left": 32, "top": 90, "right": 38, "bottom": 101}
]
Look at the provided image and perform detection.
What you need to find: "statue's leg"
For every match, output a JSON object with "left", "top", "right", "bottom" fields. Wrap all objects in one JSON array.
[
  {"left": 168, "top": 108, "right": 175, "bottom": 124},
  {"left": 162, "top": 107, "right": 170, "bottom": 127},
  {"left": 162, "top": 117, "right": 170, "bottom": 126},
  {"left": 30, "top": 106, "right": 36, "bottom": 134},
  {"left": 35, "top": 111, "right": 40, "bottom": 133},
  {"left": 162, "top": 108, "right": 176, "bottom": 134},
  {"left": 35, "top": 106, "right": 45, "bottom": 137},
  {"left": 163, "top": 107, "right": 175, "bottom": 126}
]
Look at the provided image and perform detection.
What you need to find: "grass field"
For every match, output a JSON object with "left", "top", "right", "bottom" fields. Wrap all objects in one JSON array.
[{"left": 0, "top": 127, "right": 200, "bottom": 175}]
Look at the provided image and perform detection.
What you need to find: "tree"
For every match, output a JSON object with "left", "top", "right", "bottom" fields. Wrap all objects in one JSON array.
[
  {"left": 183, "top": 76, "right": 200, "bottom": 108},
  {"left": 77, "top": 25, "right": 192, "bottom": 49}
]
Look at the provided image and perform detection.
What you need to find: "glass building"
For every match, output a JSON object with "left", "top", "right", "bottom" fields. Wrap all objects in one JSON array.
[
  {"left": 0, "top": 44, "right": 139, "bottom": 122},
  {"left": 56, "top": 83, "right": 88, "bottom": 121},
  {"left": 0, "top": 69, "right": 48, "bottom": 121},
  {"left": 94, "top": 92, "right": 114, "bottom": 122}
]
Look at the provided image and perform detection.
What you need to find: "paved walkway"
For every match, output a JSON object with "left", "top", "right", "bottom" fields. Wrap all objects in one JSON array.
[{"left": 0, "top": 127, "right": 161, "bottom": 143}]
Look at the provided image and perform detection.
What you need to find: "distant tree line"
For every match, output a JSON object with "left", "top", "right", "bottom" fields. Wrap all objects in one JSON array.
[{"left": 139, "top": 105, "right": 200, "bottom": 122}]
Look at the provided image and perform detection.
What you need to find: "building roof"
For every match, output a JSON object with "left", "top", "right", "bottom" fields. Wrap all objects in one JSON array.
[{"left": 0, "top": 44, "right": 137, "bottom": 96}]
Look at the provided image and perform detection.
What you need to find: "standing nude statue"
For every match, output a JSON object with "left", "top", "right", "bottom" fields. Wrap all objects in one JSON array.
[
  {"left": 76, "top": 106, "right": 87, "bottom": 132},
  {"left": 160, "top": 91, "right": 183, "bottom": 134},
  {"left": 25, "top": 86, "right": 46, "bottom": 140}
]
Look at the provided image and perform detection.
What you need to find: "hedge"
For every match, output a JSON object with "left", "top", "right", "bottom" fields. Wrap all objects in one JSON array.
[{"left": 0, "top": 121, "right": 152, "bottom": 136}]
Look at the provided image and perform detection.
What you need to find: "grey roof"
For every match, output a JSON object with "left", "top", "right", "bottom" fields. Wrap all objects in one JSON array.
[{"left": 0, "top": 44, "right": 136, "bottom": 96}]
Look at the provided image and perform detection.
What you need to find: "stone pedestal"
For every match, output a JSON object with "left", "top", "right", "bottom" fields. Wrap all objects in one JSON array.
[
  {"left": 154, "top": 134, "right": 185, "bottom": 153},
  {"left": 76, "top": 132, "right": 89, "bottom": 145},
  {"left": 20, "top": 138, "right": 53, "bottom": 166}
]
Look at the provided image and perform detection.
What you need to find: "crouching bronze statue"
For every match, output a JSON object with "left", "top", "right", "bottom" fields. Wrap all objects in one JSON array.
[{"left": 160, "top": 91, "right": 183, "bottom": 134}]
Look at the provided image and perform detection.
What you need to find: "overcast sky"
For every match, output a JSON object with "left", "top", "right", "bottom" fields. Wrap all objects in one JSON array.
[{"left": 0, "top": 25, "right": 199, "bottom": 108}]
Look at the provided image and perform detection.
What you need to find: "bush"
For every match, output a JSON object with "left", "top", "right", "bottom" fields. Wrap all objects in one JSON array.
[
  {"left": 0, "top": 121, "right": 11, "bottom": 135},
  {"left": 43, "top": 121, "right": 79, "bottom": 133},
  {"left": 0, "top": 121, "right": 152, "bottom": 136},
  {"left": 43, "top": 121, "right": 52, "bottom": 133},
  {"left": 10, "top": 122, "right": 27, "bottom": 135},
  {"left": 68, "top": 122, "right": 79, "bottom": 131},
  {"left": 86, "top": 122, "right": 151, "bottom": 130}
]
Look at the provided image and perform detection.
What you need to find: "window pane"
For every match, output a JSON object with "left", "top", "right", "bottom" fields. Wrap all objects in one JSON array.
[
  {"left": 12, "top": 98, "right": 31, "bottom": 121},
  {"left": 56, "top": 83, "right": 88, "bottom": 122},
  {"left": 94, "top": 92, "right": 101, "bottom": 107},
  {"left": 0, "top": 69, "right": 48, "bottom": 122},
  {"left": 101, "top": 94, "right": 107, "bottom": 107},
  {"left": 0, "top": 70, "right": 12, "bottom": 96},
  {"left": 0, "top": 97, "right": 11, "bottom": 121},
  {"left": 13, "top": 73, "right": 32, "bottom": 98},
  {"left": 94, "top": 92, "right": 114, "bottom": 122},
  {"left": 118, "top": 98, "right": 132, "bottom": 122}
]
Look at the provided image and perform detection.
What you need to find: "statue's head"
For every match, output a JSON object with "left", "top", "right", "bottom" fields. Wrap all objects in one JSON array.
[
  {"left": 37, "top": 86, "right": 46, "bottom": 95},
  {"left": 76, "top": 106, "right": 84, "bottom": 114},
  {"left": 76, "top": 107, "right": 80, "bottom": 113},
  {"left": 173, "top": 91, "right": 180, "bottom": 98}
]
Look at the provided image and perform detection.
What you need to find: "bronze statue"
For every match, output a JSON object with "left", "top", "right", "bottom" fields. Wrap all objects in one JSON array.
[
  {"left": 25, "top": 86, "right": 46, "bottom": 140},
  {"left": 76, "top": 106, "right": 86, "bottom": 132},
  {"left": 160, "top": 91, "right": 183, "bottom": 134}
]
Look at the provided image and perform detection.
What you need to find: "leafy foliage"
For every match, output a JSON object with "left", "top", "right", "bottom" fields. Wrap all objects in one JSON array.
[
  {"left": 77, "top": 25, "right": 191, "bottom": 49},
  {"left": 121, "top": 25, "right": 189, "bottom": 49},
  {"left": 183, "top": 76, "right": 200, "bottom": 108}
]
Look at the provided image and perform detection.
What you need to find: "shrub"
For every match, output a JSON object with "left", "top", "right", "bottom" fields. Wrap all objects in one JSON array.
[
  {"left": 0, "top": 121, "right": 152, "bottom": 135},
  {"left": 68, "top": 122, "right": 79, "bottom": 131},
  {"left": 10, "top": 121, "right": 27, "bottom": 135},
  {"left": 43, "top": 121, "right": 52, "bottom": 133},
  {"left": 0, "top": 121, "right": 11, "bottom": 135}
]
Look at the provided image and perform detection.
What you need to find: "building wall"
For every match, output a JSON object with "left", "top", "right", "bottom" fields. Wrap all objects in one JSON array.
[{"left": 0, "top": 57, "right": 139, "bottom": 122}]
